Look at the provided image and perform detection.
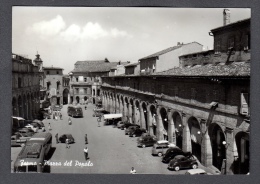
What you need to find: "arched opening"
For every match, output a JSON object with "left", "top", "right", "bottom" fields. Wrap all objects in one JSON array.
[
  {"left": 173, "top": 112, "right": 183, "bottom": 149},
  {"left": 121, "top": 96, "right": 124, "bottom": 117},
  {"left": 76, "top": 96, "right": 80, "bottom": 104},
  {"left": 12, "top": 97, "right": 17, "bottom": 116},
  {"left": 142, "top": 103, "right": 148, "bottom": 131},
  {"left": 135, "top": 101, "right": 140, "bottom": 126},
  {"left": 234, "top": 132, "right": 249, "bottom": 174},
  {"left": 63, "top": 88, "right": 69, "bottom": 105},
  {"left": 97, "top": 89, "right": 100, "bottom": 96},
  {"left": 130, "top": 99, "right": 134, "bottom": 124},
  {"left": 18, "top": 96, "right": 22, "bottom": 117},
  {"left": 150, "top": 105, "right": 157, "bottom": 136},
  {"left": 93, "top": 98, "right": 95, "bottom": 104},
  {"left": 188, "top": 117, "right": 202, "bottom": 162},
  {"left": 93, "top": 89, "right": 95, "bottom": 96},
  {"left": 23, "top": 95, "right": 27, "bottom": 119},
  {"left": 160, "top": 108, "right": 168, "bottom": 140},
  {"left": 70, "top": 96, "right": 73, "bottom": 104},
  {"left": 209, "top": 123, "right": 226, "bottom": 171}
]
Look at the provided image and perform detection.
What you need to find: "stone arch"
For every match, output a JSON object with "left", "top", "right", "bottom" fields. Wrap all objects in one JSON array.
[
  {"left": 76, "top": 96, "right": 80, "bottom": 104},
  {"left": 172, "top": 111, "right": 183, "bottom": 149},
  {"left": 188, "top": 116, "right": 202, "bottom": 162},
  {"left": 208, "top": 122, "right": 226, "bottom": 171},
  {"left": 63, "top": 88, "right": 70, "bottom": 105},
  {"left": 234, "top": 131, "right": 249, "bottom": 174}
]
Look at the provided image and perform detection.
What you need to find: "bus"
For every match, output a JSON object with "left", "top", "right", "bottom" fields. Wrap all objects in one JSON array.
[
  {"left": 67, "top": 106, "right": 83, "bottom": 117},
  {"left": 13, "top": 132, "right": 52, "bottom": 173}
]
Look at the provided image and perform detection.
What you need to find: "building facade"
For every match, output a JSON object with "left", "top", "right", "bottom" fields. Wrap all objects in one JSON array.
[
  {"left": 101, "top": 16, "right": 250, "bottom": 174},
  {"left": 139, "top": 42, "right": 203, "bottom": 74},
  {"left": 12, "top": 54, "right": 41, "bottom": 120}
]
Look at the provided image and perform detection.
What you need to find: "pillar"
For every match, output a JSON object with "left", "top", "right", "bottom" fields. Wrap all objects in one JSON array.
[
  {"left": 225, "top": 127, "right": 235, "bottom": 175},
  {"left": 129, "top": 105, "right": 133, "bottom": 123},
  {"left": 147, "top": 105, "right": 153, "bottom": 135},
  {"left": 182, "top": 113, "right": 192, "bottom": 152},
  {"left": 201, "top": 119, "right": 213, "bottom": 167},
  {"left": 156, "top": 106, "right": 164, "bottom": 141},
  {"left": 168, "top": 110, "right": 175, "bottom": 144}
]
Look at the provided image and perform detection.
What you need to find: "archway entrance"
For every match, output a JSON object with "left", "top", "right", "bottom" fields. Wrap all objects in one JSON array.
[
  {"left": 160, "top": 108, "right": 168, "bottom": 140},
  {"left": 188, "top": 117, "right": 202, "bottom": 162},
  {"left": 173, "top": 112, "right": 183, "bottom": 149},
  {"left": 234, "top": 132, "right": 249, "bottom": 174},
  {"left": 150, "top": 105, "right": 157, "bottom": 136},
  {"left": 63, "top": 88, "right": 69, "bottom": 104},
  {"left": 76, "top": 96, "right": 80, "bottom": 104},
  {"left": 209, "top": 123, "right": 226, "bottom": 171}
]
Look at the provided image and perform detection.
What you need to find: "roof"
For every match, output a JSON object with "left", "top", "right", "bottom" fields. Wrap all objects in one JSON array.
[
  {"left": 43, "top": 66, "right": 64, "bottom": 70},
  {"left": 72, "top": 60, "right": 127, "bottom": 72},
  {"left": 139, "top": 42, "right": 202, "bottom": 60},
  {"left": 125, "top": 62, "right": 139, "bottom": 67},
  {"left": 211, "top": 18, "right": 250, "bottom": 33},
  {"left": 153, "top": 61, "right": 250, "bottom": 77},
  {"left": 179, "top": 50, "right": 214, "bottom": 57}
]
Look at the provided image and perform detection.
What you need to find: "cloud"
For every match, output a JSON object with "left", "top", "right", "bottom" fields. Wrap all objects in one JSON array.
[
  {"left": 82, "top": 22, "right": 108, "bottom": 39},
  {"left": 111, "top": 28, "right": 132, "bottom": 38},
  {"left": 26, "top": 15, "right": 66, "bottom": 37}
]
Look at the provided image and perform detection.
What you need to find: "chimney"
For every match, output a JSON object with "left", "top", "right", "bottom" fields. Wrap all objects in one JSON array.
[
  {"left": 177, "top": 42, "right": 181, "bottom": 46},
  {"left": 118, "top": 61, "right": 121, "bottom": 65},
  {"left": 223, "top": 9, "right": 230, "bottom": 26}
]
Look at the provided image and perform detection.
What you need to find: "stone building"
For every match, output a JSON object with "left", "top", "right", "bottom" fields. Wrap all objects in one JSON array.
[
  {"left": 12, "top": 54, "right": 41, "bottom": 120},
  {"left": 69, "top": 59, "right": 126, "bottom": 105},
  {"left": 139, "top": 42, "right": 203, "bottom": 74},
  {"left": 101, "top": 15, "right": 250, "bottom": 174}
]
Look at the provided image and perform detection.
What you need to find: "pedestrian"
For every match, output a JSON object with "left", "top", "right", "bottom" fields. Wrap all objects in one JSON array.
[
  {"left": 53, "top": 113, "right": 55, "bottom": 119},
  {"left": 85, "top": 134, "right": 88, "bottom": 144},
  {"left": 55, "top": 133, "right": 59, "bottom": 144},
  {"left": 66, "top": 138, "right": 70, "bottom": 148},
  {"left": 130, "top": 167, "right": 136, "bottom": 174},
  {"left": 84, "top": 146, "right": 89, "bottom": 160},
  {"left": 48, "top": 123, "right": 52, "bottom": 131},
  {"left": 85, "top": 106, "right": 87, "bottom": 110},
  {"left": 68, "top": 117, "right": 72, "bottom": 125},
  {"left": 60, "top": 113, "right": 62, "bottom": 120}
]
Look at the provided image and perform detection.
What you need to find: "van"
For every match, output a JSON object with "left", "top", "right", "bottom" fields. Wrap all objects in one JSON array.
[{"left": 152, "top": 140, "right": 177, "bottom": 156}]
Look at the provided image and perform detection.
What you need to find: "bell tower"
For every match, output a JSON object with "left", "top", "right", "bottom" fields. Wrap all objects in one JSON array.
[{"left": 33, "top": 52, "right": 43, "bottom": 71}]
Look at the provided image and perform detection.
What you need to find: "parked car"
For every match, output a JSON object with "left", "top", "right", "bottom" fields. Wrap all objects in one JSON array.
[
  {"left": 168, "top": 155, "right": 198, "bottom": 171},
  {"left": 129, "top": 128, "right": 147, "bottom": 137},
  {"left": 121, "top": 122, "right": 135, "bottom": 130},
  {"left": 93, "top": 109, "right": 109, "bottom": 117},
  {"left": 125, "top": 125, "right": 140, "bottom": 135},
  {"left": 185, "top": 168, "right": 211, "bottom": 175},
  {"left": 11, "top": 133, "right": 31, "bottom": 147},
  {"left": 152, "top": 140, "right": 177, "bottom": 156},
  {"left": 59, "top": 134, "right": 75, "bottom": 144},
  {"left": 32, "top": 120, "right": 45, "bottom": 127},
  {"left": 24, "top": 124, "right": 39, "bottom": 133},
  {"left": 162, "top": 147, "right": 191, "bottom": 163},
  {"left": 16, "top": 128, "right": 35, "bottom": 137},
  {"left": 137, "top": 134, "right": 157, "bottom": 148},
  {"left": 117, "top": 121, "right": 126, "bottom": 129}
]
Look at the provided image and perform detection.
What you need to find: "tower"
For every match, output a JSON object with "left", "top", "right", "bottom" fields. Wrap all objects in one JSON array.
[{"left": 33, "top": 52, "right": 43, "bottom": 71}]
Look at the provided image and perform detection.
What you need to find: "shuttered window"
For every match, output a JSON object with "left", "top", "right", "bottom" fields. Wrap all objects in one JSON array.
[{"left": 240, "top": 93, "right": 249, "bottom": 115}]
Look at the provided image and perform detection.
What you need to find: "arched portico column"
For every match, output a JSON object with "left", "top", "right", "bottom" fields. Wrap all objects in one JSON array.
[
  {"left": 147, "top": 105, "right": 153, "bottom": 135},
  {"left": 129, "top": 105, "right": 133, "bottom": 123},
  {"left": 182, "top": 113, "right": 192, "bottom": 152},
  {"left": 201, "top": 119, "right": 212, "bottom": 167},
  {"left": 168, "top": 110, "right": 175, "bottom": 144},
  {"left": 140, "top": 106, "right": 145, "bottom": 128},
  {"left": 156, "top": 106, "right": 164, "bottom": 141}
]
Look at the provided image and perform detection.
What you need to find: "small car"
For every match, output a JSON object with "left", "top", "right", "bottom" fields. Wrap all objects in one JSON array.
[
  {"left": 137, "top": 135, "right": 157, "bottom": 148},
  {"left": 59, "top": 134, "right": 75, "bottom": 144},
  {"left": 152, "top": 140, "right": 177, "bottom": 156},
  {"left": 162, "top": 147, "right": 191, "bottom": 163},
  {"left": 129, "top": 128, "right": 147, "bottom": 137},
  {"left": 24, "top": 124, "right": 39, "bottom": 133},
  {"left": 121, "top": 122, "right": 135, "bottom": 130},
  {"left": 32, "top": 120, "right": 45, "bottom": 127},
  {"left": 185, "top": 168, "right": 210, "bottom": 175},
  {"left": 168, "top": 155, "right": 198, "bottom": 171},
  {"left": 117, "top": 121, "right": 125, "bottom": 129},
  {"left": 125, "top": 125, "right": 140, "bottom": 135},
  {"left": 11, "top": 133, "right": 31, "bottom": 147},
  {"left": 16, "top": 128, "right": 35, "bottom": 137}
]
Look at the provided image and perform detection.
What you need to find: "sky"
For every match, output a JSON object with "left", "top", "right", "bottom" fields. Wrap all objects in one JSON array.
[{"left": 12, "top": 7, "right": 250, "bottom": 74}]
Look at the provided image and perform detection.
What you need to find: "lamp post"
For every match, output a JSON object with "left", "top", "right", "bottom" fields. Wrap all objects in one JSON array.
[{"left": 221, "top": 140, "right": 229, "bottom": 175}]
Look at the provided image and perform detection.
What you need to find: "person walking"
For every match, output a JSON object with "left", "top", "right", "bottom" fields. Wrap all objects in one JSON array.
[
  {"left": 59, "top": 113, "right": 62, "bottom": 120},
  {"left": 53, "top": 113, "right": 55, "bottom": 119},
  {"left": 84, "top": 146, "right": 89, "bottom": 160},
  {"left": 85, "top": 134, "right": 88, "bottom": 144},
  {"left": 55, "top": 133, "right": 59, "bottom": 144},
  {"left": 66, "top": 138, "right": 70, "bottom": 148},
  {"left": 68, "top": 117, "right": 72, "bottom": 125},
  {"left": 130, "top": 167, "right": 136, "bottom": 174},
  {"left": 48, "top": 123, "right": 52, "bottom": 131}
]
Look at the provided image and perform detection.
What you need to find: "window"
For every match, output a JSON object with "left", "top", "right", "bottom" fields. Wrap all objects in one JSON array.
[
  {"left": 84, "top": 88, "right": 87, "bottom": 94},
  {"left": 56, "top": 71, "right": 59, "bottom": 74},
  {"left": 76, "top": 77, "right": 78, "bottom": 82},
  {"left": 18, "top": 77, "right": 22, "bottom": 88},
  {"left": 75, "top": 88, "right": 79, "bottom": 94},
  {"left": 174, "top": 86, "right": 179, "bottom": 97},
  {"left": 240, "top": 93, "right": 249, "bottom": 115},
  {"left": 84, "top": 77, "right": 87, "bottom": 82},
  {"left": 47, "top": 82, "right": 51, "bottom": 90},
  {"left": 47, "top": 71, "right": 50, "bottom": 74}
]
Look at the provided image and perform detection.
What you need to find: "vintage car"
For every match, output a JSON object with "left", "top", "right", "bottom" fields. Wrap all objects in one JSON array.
[
  {"left": 11, "top": 133, "right": 31, "bottom": 147},
  {"left": 129, "top": 128, "right": 147, "bottom": 137},
  {"left": 168, "top": 155, "right": 198, "bottom": 171},
  {"left": 59, "top": 134, "right": 75, "bottom": 144}
]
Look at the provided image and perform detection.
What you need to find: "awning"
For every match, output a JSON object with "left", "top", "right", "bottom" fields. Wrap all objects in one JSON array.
[
  {"left": 103, "top": 114, "right": 122, "bottom": 120},
  {"left": 12, "top": 116, "right": 25, "bottom": 121},
  {"left": 209, "top": 101, "right": 218, "bottom": 108}
]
